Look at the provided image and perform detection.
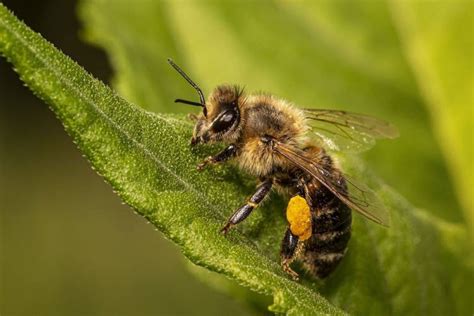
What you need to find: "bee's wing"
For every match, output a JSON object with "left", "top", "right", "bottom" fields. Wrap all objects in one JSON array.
[
  {"left": 274, "top": 141, "right": 391, "bottom": 226},
  {"left": 303, "top": 109, "right": 399, "bottom": 153}
]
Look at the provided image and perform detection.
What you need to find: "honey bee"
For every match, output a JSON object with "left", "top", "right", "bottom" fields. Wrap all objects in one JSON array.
[{"left": 168, "top": 59, "right": 398, "bottom": 280}]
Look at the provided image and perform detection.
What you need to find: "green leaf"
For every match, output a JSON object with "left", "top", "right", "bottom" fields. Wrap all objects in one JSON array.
[
  {"left": 1, "top": 2, "right": 471, "bottom": 315},
  {"left": 390, "top": 0, "right": 474, "bottom": 235}
]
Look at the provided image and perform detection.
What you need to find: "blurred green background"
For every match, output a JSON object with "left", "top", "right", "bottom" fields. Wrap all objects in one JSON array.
[{"left": 1, "top": 0, "right": 472, "bottom": 315}]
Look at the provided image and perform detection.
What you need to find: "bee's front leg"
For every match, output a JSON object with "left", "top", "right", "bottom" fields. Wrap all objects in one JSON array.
[
  {"left": 220, "top": 179, "right": 273, "bottom": 234},
  {"left": 196, "top": 144, "right": 237, "bottom": 171}
]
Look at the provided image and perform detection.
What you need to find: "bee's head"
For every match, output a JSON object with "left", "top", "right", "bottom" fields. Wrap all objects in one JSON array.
[
  {"left": 191, "top": 85, "right": 243, "bottom": 145},
  {"left": 168, "top": 59, "right": 243, "bottom": 145}
]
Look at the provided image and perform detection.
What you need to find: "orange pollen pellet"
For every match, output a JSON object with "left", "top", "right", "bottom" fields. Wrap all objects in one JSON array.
[{"left": 286, "top": 195, "right": 312, "bottom": 241}]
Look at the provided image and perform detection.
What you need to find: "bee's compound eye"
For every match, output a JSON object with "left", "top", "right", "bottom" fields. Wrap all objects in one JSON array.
[
  {"left": 221, "top": 112, "right": 234, "bottom": 123},
  {"left": 211, "top": 110, "right": 237, "bottom": 133}
]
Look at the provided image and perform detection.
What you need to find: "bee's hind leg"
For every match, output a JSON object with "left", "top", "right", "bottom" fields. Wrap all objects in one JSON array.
[
  {"left": 197, "top": 144, "right": 238, "bottom": 171},
  {"left": 220, "top": 179, "right": 273, "bottom": 234},
  {"left": 281, "top": 227, "right": 300, "bottom": 281}
]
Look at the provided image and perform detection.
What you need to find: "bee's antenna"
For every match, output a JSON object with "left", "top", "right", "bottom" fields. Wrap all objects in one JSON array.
[
  {"left": 168, "top": 58, "right": 207, "bottom": 116},
  {"left": 174, "top": 99, "right": 204, "bottom": 107}
]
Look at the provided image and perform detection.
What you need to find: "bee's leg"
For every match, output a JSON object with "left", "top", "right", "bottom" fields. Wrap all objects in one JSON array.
[
  {"left": 280, "top": 227, "right": 300, "bottom": 281},
  {"left": 220, "top": 179, "right": 273, "bottom": 234},
  {"left": 197, "top": 144, "right": 237, "bottom": 171}
]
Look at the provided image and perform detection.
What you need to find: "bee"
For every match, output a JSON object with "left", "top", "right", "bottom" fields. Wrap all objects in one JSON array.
[{"left": 168, "top": 59, "right": 398, "bottom": 280}]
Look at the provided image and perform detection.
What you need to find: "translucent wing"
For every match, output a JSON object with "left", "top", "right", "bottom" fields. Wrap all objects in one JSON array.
[
  {"left": 274, "top": 141, "right": 390, "bottom": 226},
  {"left": 304, "top": 109, "right": 399, "bottom": 153}
]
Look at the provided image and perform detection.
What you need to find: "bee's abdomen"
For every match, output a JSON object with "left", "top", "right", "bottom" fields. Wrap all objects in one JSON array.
[{"left": 303, "top": 195, "right": 352, "bottom": 278}]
